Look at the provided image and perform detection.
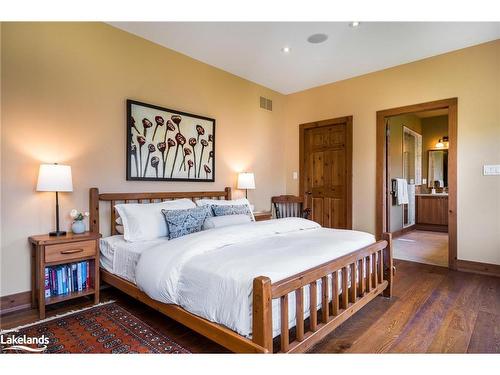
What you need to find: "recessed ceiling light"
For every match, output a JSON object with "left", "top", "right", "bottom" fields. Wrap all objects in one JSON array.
[
  {"left": 281, "top": 46, "right": 291, "bottom": 53},
  {"left": 307, "top": 33, "right": 328, "bottom": 44},
  {"left": 349, "top": 21, "right": 360, "bottom": 28}
]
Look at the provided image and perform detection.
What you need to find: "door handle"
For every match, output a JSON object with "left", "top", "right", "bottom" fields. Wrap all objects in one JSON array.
[
  {"left": 305, "top": 191, "right": 312, "bottom": 195},
  {"left": 60, "top": 248, "right": 84, "bottom": 255}
]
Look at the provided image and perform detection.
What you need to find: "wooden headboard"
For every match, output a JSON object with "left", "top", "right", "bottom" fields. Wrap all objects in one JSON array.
[{"left": 89, "top": 187, "right": 232, "bottom": 235}]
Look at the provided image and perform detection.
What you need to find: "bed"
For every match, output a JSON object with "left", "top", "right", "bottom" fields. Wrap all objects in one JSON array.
[{"left": 90, "top": 187, "right": 393, "bottom": 353}]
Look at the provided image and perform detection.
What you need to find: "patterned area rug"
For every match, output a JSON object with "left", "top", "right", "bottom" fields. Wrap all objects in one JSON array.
[{"left": 1, "top": 302, "right": 190, "bottom": 354}]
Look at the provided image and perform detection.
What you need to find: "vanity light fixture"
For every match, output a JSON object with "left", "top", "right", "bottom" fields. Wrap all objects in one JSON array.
[{"left": 435, "top": 136, "right": 449, "bottom": 149}]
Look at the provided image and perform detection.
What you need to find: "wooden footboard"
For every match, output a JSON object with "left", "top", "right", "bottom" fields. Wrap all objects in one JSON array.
[{"left": 252, "top": 233, "right": 393, "bottom": 353}]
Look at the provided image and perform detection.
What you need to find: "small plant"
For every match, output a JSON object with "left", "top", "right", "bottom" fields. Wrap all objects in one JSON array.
[{"left": 70, "top": 209, "right": 89, "bottom": 222}]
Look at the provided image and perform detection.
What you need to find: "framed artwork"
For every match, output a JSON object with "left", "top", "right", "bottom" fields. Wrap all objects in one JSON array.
[{"left": 126, "top": 99, "right": 215, "bottom": 182}]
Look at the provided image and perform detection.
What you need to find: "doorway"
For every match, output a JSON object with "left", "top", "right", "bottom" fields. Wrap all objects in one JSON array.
[
  {"left": 376, "top": 99, "right": 457, "bottom": 269},
  {"left": 299, "top": 116, "right": 352, "bottom": 229}
]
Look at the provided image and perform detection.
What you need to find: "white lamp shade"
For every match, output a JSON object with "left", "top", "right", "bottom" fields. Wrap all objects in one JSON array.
[
  {"left": 36, "top": 164, "right": 73, "bottom": 192},
  {"left": 237, "top": 172, "right": 255, "bottom": 190}
]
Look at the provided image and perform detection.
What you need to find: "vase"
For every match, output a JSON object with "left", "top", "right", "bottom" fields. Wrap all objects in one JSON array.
[{"left": 71, "top": 221, "right": 85, "bottom": 234}]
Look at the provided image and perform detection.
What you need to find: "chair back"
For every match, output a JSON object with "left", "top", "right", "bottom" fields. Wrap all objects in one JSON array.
[{"left": 271, "top": 195, "right": 310, "bottom": 219}]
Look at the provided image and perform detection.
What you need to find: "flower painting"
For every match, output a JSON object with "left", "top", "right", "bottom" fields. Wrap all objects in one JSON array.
[{"left": 127, "top": 100, "right": 215, "bottom": 182}]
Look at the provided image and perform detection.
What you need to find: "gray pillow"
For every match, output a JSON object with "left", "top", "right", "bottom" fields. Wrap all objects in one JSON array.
[
  {"left": 211, "top": 204, "right": 253, "bottom": 219},
  {"left": 161, "top": 206, "right": 209, "bottom": 240}
]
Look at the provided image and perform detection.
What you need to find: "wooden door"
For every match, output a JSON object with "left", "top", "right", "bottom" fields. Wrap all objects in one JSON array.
[{"left": 300, "top": 117, "right": 352, "bottom": 229}]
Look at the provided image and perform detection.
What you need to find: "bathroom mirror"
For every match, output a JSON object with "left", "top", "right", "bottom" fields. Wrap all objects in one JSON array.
[{"left": 428, "top": 149, "right": 448, "bottom": 188}]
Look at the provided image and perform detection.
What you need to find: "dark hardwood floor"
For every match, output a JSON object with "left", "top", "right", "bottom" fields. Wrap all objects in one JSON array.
[{"left": 1, "top": 260, "right": 499, "bottom": 353}]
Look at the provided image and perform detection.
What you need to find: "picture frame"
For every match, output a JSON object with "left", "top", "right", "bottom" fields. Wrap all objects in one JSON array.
[{"left": 126, "top": 99, "right": 215, "bottom": 182}]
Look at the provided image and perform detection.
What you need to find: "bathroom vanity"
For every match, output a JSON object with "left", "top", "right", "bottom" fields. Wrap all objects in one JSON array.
[{"left": 415, "top": 193, "right": 448, "bottom": 232}]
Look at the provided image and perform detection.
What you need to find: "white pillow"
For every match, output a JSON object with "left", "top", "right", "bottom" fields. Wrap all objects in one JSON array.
[
  {"left": 196, "top": 198, "right": 255, "bottom": 221},
  {"left": 203, "top": 214, "right": 252, "bottom": 230},
  {"left": 115, "top": 224, "right": 124, "bottom": 234},
  {"left": 115, "top": 198, "right": 196, "bottom": 242}
]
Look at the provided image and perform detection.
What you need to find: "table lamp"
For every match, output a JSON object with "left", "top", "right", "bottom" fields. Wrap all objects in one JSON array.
[
  {"left": 237, "top": 172, "right": 255, "bottom": 199},
  {"left": 36, "top": 163, "right": 73, "bottom": 236}
]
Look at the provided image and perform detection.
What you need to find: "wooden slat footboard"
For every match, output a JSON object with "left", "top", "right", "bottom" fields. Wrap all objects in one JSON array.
[{"left": 252, "top": 233, "right": 393, "bottom": 353}]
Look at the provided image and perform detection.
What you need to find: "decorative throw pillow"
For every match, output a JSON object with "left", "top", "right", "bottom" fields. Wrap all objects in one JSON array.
[
  {"left": 195, "top": 198, "right": 255, "bottom": 221},
  {"left": 211, "top": 204, "right": 253, "bottom": 219},
  {"left": 161, "top": 206, "right": 209, "bottom": 240}
]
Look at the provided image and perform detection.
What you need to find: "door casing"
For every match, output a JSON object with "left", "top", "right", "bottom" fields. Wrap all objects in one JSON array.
[{"left": 376, "top": 98, "right": 458, "bottom": 270}]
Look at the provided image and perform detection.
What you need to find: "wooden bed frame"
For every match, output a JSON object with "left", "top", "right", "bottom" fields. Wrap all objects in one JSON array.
[{"left": 89, "top": 187, "right": 393, "bottom": 353}]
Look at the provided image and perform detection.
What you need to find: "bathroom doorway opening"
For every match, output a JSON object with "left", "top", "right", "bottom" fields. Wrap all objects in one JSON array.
[{"left": 376, "top": 99, "right": 457, "bottom": 269}]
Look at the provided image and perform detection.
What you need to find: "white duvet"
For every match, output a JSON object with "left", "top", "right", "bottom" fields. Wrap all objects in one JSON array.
[
  {"left": 100, "top": 235, "right": 169, "bottom": 283},
  {"left": 135, "top": 218, "right": 375, "bottom": 338}
]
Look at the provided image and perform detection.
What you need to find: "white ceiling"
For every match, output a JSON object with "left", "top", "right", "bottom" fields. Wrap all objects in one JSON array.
[{"left": 109, "top": 22, "right": 500, "bottom": 94}]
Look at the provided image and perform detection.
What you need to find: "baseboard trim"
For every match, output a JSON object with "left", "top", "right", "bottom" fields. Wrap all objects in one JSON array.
[
  {"left": 415, "top": 224, "right": 448, "bottom": 232},
  {"left": 391, "top": 225, "right": 416, "bottom": 238},
  {"left": 456, "top": 259, "right": 500, "bottom": 278},
  {"left": 0, "top": 291, "right": 31, "bottom": 315}
]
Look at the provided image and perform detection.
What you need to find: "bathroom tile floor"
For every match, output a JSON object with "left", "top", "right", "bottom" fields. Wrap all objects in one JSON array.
[{"left": 393, "top": 230, "right": 448, "bottom": 267}]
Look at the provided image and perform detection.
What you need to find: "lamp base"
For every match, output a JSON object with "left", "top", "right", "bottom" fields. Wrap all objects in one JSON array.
[{"left": 49, "top": 230, "right": 67, "bottom": 237}]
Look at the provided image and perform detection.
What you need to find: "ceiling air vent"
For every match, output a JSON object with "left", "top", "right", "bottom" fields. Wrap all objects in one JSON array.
[{"left": 259, "top": 96, "right": 272, "bottom": 111}]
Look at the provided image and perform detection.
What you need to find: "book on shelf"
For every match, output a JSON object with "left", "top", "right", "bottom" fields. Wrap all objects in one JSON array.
[
  {"left": 44, "top": 261, "right": 91, "bottom": 298},
  {"left": 44, "top": 267, "right": 50, "bottom": 298}
]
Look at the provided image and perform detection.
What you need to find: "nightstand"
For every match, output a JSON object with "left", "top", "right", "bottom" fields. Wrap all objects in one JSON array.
[
  {"left": 254, "top": 211, "right": 273, "bottom": 221},
  {"left": 29, "top": 231, "right": 101, "bottom": 319}
]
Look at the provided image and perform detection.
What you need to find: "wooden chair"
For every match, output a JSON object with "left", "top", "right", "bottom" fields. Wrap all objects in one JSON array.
[{"left": 271, "top": 195, "right": 311, "bottom": 219}]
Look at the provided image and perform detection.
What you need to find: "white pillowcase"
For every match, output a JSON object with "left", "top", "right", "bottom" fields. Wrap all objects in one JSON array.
[
  {"left": 203, "top": 214, "right": 251, "bottom": 230},
  {"left": 196, "top": 198, "right": 255, "bottom": 221},
  {"left": 115, "top": 198, "right": 196, "bottom": 242}
]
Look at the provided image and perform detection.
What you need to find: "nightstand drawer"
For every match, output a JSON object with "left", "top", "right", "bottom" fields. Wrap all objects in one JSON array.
[{"left": 45, "top": 240, "right": 96, "bottom": 263}]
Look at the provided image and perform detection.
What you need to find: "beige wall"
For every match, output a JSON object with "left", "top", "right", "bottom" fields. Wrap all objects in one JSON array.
[
  {"left": 388, "top": 114, "right": 422, "bottom": 232},
  {"left": 421, "top": 115, "right": 449, "bottom": 186},
  {"left": 285, "top": 40, "right": 500, "bottom": 265},
  {"left": 0, "top": 23, "right": 287, "bottom": 296}
]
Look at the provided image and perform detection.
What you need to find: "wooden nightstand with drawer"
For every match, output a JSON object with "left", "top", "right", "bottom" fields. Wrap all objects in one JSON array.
[{"left": 29, "top": 232, "right": 101, "bottom": 319}]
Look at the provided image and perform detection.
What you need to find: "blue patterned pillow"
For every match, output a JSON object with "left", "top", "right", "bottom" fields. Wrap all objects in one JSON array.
[
  {"left": 211, "top": 204, "right": 253, "bottom": 219},
  {"left": 161, "top": 206, "right": 209, "bottom": 239}
]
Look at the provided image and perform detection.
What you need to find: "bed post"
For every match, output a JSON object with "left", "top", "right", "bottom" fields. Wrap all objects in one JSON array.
[
  {"left": 89, "top": 187, "right": 100, "bottom": 234},
  {"left": 381, "top": 232, "right": 393, "bottom": 298},
  {"left": 252, "top": 276, "right": 273, "bottom": 353},
  {"left": 225, "top": 186, "right": 232, "bottom": 200}
]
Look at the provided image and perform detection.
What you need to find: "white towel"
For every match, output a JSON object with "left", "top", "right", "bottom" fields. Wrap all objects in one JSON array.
[{"left": 396, "top": 178, "right": 409, "bottom": 205}]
